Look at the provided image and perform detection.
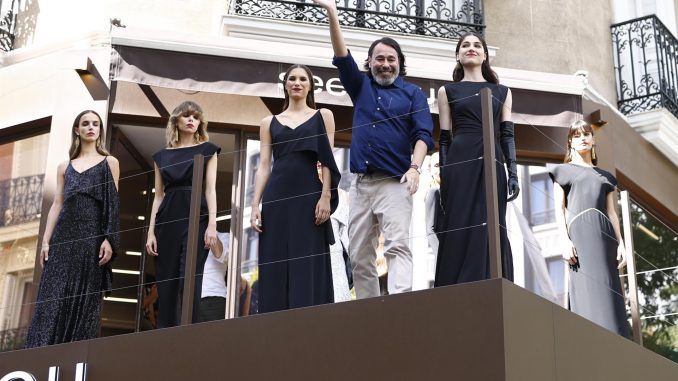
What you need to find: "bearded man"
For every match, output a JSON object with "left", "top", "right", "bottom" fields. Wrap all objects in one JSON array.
[{"left": 313, "top": 0, "right": 434, "bottom": 299}]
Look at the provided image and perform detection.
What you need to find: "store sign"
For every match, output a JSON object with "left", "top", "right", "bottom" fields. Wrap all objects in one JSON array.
[
  {"left": 277, "top": 72, "right": 439, "bottom": 106},
  {"left": 0, "top": 362, "right": 86, "bottom": 381},
  {"left": 277, "top": 72, "right": 347, "bottom": 97}
]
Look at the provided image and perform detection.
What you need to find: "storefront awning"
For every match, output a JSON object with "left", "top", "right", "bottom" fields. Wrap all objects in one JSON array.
[{"left": 110, "top": 44, "right": 582, "bottom": 129}]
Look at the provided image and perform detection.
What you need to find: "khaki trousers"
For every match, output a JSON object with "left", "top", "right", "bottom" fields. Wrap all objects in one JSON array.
[{"left": 348, "top": 172, "right": 413, "bottom": 299}]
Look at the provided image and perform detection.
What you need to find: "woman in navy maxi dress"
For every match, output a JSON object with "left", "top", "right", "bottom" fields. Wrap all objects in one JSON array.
[{"left": 250, "top": 65, "right": 340, "bottom": 313}]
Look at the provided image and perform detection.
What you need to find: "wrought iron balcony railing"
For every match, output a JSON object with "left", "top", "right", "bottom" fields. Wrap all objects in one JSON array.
[
  {"left": 0, "top": 174, "right": 44, "bottom": 227},
  {"left": 232, "top": 0, "right": 484, "bottom": 39},
  {"left": 611, "top": 15, "right": 678, "bottom": 118},
  {"left": 0, "top": 0, "right": 18, "bottom": 52},
  {"left": 0, "top": 326, "right": 28, "bottom": 352}
]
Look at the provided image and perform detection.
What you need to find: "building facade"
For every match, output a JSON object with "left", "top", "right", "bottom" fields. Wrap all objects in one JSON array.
[{"left": 0, "top": 0, "right": 676, "bottom": 359}]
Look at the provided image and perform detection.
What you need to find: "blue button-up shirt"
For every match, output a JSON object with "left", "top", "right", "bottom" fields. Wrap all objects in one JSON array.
[{"left": 333, "top": 51, "right": 434, "bottom": 178}]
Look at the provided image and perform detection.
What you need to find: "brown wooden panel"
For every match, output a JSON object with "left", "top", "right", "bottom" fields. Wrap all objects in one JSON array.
[
  {"left": 0, "top": 280, "right": 506, "bottom": 380},
  {"left": 4, "top": 280, "right": 677, "bottom": 380},
  {"left": 552, "top": 304, "right": 678, "bottom": 380},
  {"left": 88, "top": 281, "right": 506, "bottom": 380},
  {"left": 502, "top": 281, "right": 558, "bottom": 381}
]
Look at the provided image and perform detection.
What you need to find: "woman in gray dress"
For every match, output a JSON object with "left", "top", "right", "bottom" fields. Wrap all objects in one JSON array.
[{"left": 549, "top": 120, "right": 629, "bottom": 337}]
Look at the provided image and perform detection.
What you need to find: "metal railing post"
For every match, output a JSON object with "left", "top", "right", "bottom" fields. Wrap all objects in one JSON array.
[
  {"left": 620, "top": 190, "right": 643, "bottom": 345},
  {"left": 480, "top": 87, "right": 502, "bottom": 279},
  {"left": 180, "top": 154, "right": 205, "bottom": 326},
  {"left": 225, "top": 135, "right": 247, "bottom": 319}
]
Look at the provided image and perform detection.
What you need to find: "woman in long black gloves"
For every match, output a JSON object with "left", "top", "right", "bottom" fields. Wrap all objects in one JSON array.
[{"left": 434, "top": 33, "right": 518, "bottom": 286}]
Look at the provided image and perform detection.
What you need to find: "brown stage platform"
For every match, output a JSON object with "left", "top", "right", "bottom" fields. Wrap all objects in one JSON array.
[{"left": 1, "top": 279, "right": 676, "bottom": 380}]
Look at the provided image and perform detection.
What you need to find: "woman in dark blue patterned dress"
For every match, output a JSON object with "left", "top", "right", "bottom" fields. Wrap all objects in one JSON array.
[
  {"left": 250, "top": 65, "right": 340, "bottom": 313},
  {"left": 25, "top": 110, "right": 120, "bottom": 347}
]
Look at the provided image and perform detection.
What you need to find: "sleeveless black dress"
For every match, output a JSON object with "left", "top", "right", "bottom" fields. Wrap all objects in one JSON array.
[
  {"left": 258, "top": 111, "right": 340, "bottom": 313},
  {"left": 435, "top": 81, "right": 514, "bottom": 286},
  {"left": 152, "top": 142, "right": 221, "bottom": 327},
  {"left": 549, "top": 163, "right": 629, "bottom": 337},
  {"left": 25, "top": 158, "right": 119, "bottom": 347}
]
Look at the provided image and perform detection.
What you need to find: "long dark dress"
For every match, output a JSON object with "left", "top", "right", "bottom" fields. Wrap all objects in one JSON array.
[
  {"left": 152, "top": 142, "right": 221, "bottom": 327},
  {"left": 258, "top": 111, "right": 340, "bottom": 313},
  {"left": 25, "top": 158, "right": 119, "bottom": 348},
  {"left": 435, "top": 82, "right": 514, "bottom": 286},
  {"left": 549, "top": 163, "right": 629, "bottom": 337}
]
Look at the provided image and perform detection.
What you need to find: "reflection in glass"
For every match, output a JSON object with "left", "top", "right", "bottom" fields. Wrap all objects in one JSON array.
[
  {"left": 0, "top": 133, "right": 49, "bottom": 351},
  {"left": 630, "top": 201, "right": 678, "bottom": 362},
  {"left": 546, "top": 257, "right": 566, "bottom": 305},
  {"left": 240, "top": 139, "right": 260, "bottom": 316},
  {"left": 529, "top": 172, "right": 555, "bottom": 225}
]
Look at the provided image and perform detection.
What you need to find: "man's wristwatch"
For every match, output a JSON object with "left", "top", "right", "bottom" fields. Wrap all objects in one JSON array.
[{"left": 409, "top": 163, "right": 421, "bottom": 174}]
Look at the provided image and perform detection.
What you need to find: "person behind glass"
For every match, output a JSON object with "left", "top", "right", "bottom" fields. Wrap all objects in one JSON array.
[
  {"left": 250, "top": 64, "right": 341, "bottom": 313},
  {"left": 312, "top": 0, "right": 434, "bottom": 299},
  {"left": 199, "top": 231, "right": 229, "bottom": 322},
  {"left": 329, "top": 184, "right": 352, "bottom": 302},
  {"left": 25, "top": 110, "right": 120, "bottom": 348},
  {"left": 435, "top": 33, "right": 518, "bottom": 286},
  {"left": 145, "top": 101, "right": 221, "bottom": 327},
  {"left": 424, "top": 153, "right": 442, "bottom": 258},
  {"left": 549, "top": 120, "right": 629, "bottom": 337}
]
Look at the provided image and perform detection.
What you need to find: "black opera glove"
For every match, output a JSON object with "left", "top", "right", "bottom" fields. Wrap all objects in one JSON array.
[
  {"left": 500, "top": 121, "right": 520, "bottom": 202},
  {"left": 438, "top": 129, "right": 451, "bottom": 168}
]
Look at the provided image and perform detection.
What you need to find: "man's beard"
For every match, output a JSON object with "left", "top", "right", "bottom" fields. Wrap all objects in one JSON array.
[{"left": 372, "top": 66, "right": 399, "bottom": 86}]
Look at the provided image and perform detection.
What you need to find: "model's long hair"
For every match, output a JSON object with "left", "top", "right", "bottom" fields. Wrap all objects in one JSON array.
[
  {"left": 281, "top": 64, "right": 316, "bottom": 111},
  {"left": 69, "top": 110, "right": 110, "bottom": 160},
  {"left": 166, "top": 101, "right": 209, "bottom": 148},
  {"left": 363, "top": 37, "right": 407, "bottom": 77},
  {"left": 452, "top": 32, "right": 499, "bottom": 84},
  {"left": 564, "top": 120, "right": 598, "bottom": 166}
]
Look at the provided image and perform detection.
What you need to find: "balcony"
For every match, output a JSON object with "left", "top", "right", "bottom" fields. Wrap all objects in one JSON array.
[
  {"left": 611, "top": 15, "right": 678, "bottom": 117},
  {"left": 0, "top": 3, "right": 16, "bottom": 52},
  {"left": 611, "top": 15, "right": 678, "bottom": 166},
  {"left": 231, "top": 0, "right": 485, "bottom": 39},
  {"left": 1, "top": 280, "right": 677, "bottom": 379},
  {"left": 0, "top": 175, "right": 44, "bottom": 227}
]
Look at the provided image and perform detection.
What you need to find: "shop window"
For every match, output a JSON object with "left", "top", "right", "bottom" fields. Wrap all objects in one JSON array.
[{"left": 529, "top": 172, "right": 556, "bottom": 225}]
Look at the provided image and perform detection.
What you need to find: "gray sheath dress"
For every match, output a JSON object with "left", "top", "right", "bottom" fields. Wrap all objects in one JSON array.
[{"left": 549, "top": 163, "right": 629, "bottom": 337}]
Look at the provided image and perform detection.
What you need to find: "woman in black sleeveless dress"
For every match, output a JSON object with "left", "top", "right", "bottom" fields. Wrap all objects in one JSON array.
[
  {"left": 26, "top": 110, "right": 120, "bottom": 347},
  {"left": 549, "top": 120, "right": 629, "bottom": 337},
  {"left": 435, "top": 33, "right": 519, "bottom": 286},
  {"left": 250, "top": 65, "right": 340, "bottom": 313},
  {"left": 146, "top": 101, "right": 220, "bottom": 327}
]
